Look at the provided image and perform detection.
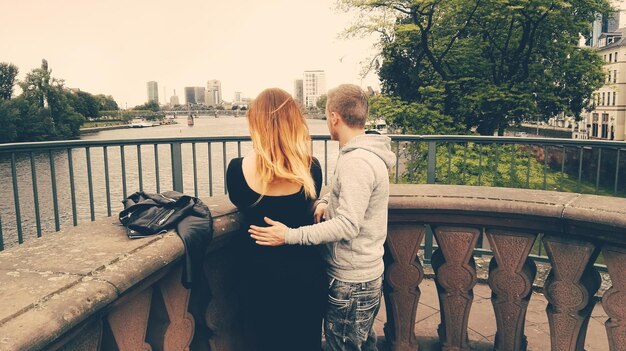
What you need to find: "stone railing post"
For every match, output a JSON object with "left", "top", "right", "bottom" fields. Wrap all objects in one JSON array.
[
  {"left": 383, "top": 223, "right": 425, "bottom": 351},
  {"left": 106, "top": 288, "right": 154, "bottom": 351},
  {"left": 486, "top": 229, "right": 537, "bottom": 351},
  {"left": 601, "top": 245, "right": 626, "bottom": 351},
  {"left": 431, "top": 226, "right": 480, "bottom": 351},
  {"left": 542, "top": 236, "right": 601, "bottom": 351},
  {"left": 159, "top": 266, "right": 194, "bottom": 350}
]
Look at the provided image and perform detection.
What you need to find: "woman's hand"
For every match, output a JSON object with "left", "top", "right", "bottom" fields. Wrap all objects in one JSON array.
[
  {"left": 249, "top": 217, "right": 288, "bottom": 246},
  {"left": 313, "top": 202, "right": 327, "bottom": 223}
]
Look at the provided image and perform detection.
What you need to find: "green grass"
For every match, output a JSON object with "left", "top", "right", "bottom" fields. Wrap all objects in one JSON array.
[{"left": 393, "top": 141, "right": 625, "bottom": 198}]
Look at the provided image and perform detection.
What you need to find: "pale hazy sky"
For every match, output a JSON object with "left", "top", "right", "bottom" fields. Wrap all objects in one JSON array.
[{"left": 1, "top": 0, "right": 381, "bottom": 107}]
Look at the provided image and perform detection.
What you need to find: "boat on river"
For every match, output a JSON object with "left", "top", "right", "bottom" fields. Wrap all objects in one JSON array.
[{"left": 129, "top": 119, "right": 153, "bottom": 128}]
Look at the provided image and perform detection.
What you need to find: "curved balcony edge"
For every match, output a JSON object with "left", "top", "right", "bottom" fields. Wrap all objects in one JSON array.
[
  {"left": 389, "top": 184, "right": 626, "bottom": 246},
  {"left": 0, "top": 185, "right": 624, "bottom": 350}
]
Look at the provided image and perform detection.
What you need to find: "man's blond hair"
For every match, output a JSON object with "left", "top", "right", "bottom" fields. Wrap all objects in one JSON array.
[{"left": 326, "top": 84, "right": 368, "bottom": 128}]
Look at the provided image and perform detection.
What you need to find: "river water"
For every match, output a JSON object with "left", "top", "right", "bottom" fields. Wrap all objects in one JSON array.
[{"left": 0, "top": 116, "right": 340, "bottom": 249}]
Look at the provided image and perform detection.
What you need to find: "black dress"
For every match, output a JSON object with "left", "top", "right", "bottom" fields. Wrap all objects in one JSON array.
[{"left": 226, "top": 157, "right": 326, "bottom": 351}]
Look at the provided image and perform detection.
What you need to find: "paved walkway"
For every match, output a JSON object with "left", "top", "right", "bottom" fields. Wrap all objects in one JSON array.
[{"left": 370, "top": 279, "right": 609, "bottom": 350}]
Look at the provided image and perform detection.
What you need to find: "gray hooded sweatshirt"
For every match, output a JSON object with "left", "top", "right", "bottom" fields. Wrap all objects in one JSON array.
[{"left": 285, "top": 134, "right": 396, "bottom": 282}]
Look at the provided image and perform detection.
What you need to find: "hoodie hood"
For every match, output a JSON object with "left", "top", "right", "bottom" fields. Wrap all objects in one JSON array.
[{"left": 340, "top": 134, "right": 396, "bottom": 169}]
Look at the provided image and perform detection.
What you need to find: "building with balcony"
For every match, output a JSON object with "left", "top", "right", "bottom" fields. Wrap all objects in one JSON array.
[
  {"left": 583, "top": 1, "right": 626, "bottom": 140},
  {"left": 583, "top": 30, "right": 626, "bottom": 140}
]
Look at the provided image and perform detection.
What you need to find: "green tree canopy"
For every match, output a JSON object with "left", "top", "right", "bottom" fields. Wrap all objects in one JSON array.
[
  {"left": 0, "top": 62, "right": 19, "bottom": 100},
  {"left": 94, "top": 94, "right": 119, "bottom": 111},
  {"left": 316, "top": 94, "right": 328, "bottom": 109},
  {"left": 66, "top": 90, "right": 100, "bottom": 118},
  {"left": 0, "top": 99, "right": 18, "bottom": 142},
  {"left": 340, "top": 0, "right": 610, "bottom": 135},
  {"left": 132, "top": 101, "right": 160, "bottom": 112},
  {"left": 16, "top": 59, "right": 84, "bottom": 141},
  {"left": 369, "top": 94, "right": 461, "bottom": 134}
]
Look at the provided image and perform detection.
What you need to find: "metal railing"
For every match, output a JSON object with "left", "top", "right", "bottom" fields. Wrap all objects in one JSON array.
[{"left": 1, "top": 135, "right": 625, "bottom": 254}]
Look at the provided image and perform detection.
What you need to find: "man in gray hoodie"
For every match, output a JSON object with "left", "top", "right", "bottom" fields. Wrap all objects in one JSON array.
[{"left": 249, "top": 84, "right": 396, "bottom": 351}]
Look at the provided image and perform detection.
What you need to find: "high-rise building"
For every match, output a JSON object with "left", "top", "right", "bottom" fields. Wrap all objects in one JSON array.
[
  {"left": 195, "top": 87, "right": 206, "bottom": 104},
  {"left": 234, "top": 91, "right": 243, "bottom": 103},
  {"left": 303, "top": 70, "right": 326, "bottom": 107},
  {"left": 170, "top": 89, "right": 180, "bottom": 106},
  {"left": 582, "top": 1, "right": 626, "bottom": 141},
  {"left": 293, "top": 79, "right": 304, "bottom": 104},
  {"left": 147, "top": 81, "right": 159, "bottom": 104},
  {"left": 207, "top": 80, "right": 222, "bottom": 106},
  {"left": 184, "top": 87, "right": 196, "bottom": 105}
]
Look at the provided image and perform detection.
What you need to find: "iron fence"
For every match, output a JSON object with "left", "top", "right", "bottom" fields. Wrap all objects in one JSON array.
[{"left": 1, "top": 135, "right": 625, "bottom": 269}]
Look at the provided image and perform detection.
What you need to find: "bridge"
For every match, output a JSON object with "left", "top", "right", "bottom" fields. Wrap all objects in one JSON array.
[{"left": 0, "top": 135, "right": 625, "bottom": 350}]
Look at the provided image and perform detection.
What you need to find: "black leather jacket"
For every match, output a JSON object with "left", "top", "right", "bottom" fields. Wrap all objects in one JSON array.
[{"left": 119, "top": 191, "right": 213, "bottom": 288}]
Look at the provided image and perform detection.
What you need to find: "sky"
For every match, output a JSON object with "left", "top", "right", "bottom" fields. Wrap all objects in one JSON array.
[{"left": 1, "top": 0, "right": 382, "bottom": 108}]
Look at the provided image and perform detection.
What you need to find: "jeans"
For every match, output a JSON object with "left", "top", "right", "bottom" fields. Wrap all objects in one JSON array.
[{"left": 324, "top": 275, "right": 383, "bottom": 351}]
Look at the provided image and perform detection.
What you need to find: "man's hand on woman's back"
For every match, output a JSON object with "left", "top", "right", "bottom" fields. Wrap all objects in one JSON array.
[{"left": 313, "top": 202, "right": 327, "bottom": 224}]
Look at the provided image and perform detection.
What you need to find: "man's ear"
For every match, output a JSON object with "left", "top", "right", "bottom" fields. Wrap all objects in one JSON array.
[{"left": 330, "top": 112, "right": 340, "bottom": 126}]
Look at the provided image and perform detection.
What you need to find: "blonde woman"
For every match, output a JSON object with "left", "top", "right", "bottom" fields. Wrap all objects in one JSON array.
[{"left": 226, "top": 88, "right": 325, "bottom": 351}]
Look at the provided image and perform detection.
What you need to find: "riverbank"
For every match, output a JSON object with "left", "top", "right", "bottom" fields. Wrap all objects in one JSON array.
[{"left": 80, "top": 125, "right": 131, "bottom": 133}]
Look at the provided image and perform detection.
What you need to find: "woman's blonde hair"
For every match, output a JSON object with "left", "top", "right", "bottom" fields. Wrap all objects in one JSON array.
[{"left": 247, "top": 88, "right": 316, "bottom": 198}]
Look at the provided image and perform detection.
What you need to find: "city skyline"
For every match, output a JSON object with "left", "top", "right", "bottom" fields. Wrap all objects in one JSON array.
[{"left": 1, "top": 0, "right": 380, "bottom": 108}]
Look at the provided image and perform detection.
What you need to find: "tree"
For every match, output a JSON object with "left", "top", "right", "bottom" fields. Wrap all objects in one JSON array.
[
  {"left": 94, "top": 94, "right": 119, "bottom": 110},
  {"left": 74, "top": 91, "right": 99, "bottom": 117},
  {"left": 0, "top": 99, "right": 18, "bottom": 143},
  {"left": 340, "top": 0, "right": 609, "bottom": 135},
  {"left": 369, "top": 94, "right": 461, "bottom": 135},
  {"left": 0, "top": 62, "right": 18, "bottom": 100},
  {"left": 0, "top": 62, "right": 19, "bottom": 143},
  {"left": 17, "top": 59, "right": 84, "bottom": 141},
  {"left": 133, "top": 101, "right": 160, "bottom": 111},
  {"left": 316, "top": 94, "right": 328, "bottom": 109}
]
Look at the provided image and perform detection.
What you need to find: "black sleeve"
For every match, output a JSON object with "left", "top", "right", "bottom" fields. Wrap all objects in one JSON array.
[
  {"left": 311, "top": 157, "right": 323, "bottom": 199},
  {"left": 226, "top": 158, "right": 243, "bottom": 208}
]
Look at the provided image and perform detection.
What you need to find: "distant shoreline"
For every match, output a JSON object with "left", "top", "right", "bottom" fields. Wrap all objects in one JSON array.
[
  {"left": 80, "top": 114, "right": 325, "bottom": 134},
  {"left": 79, "top": 125, "right": 131, "bottom": 133}
]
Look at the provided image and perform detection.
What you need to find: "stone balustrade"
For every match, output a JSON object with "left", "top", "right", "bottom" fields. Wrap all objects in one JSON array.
[
  {"left": 0, "top": 185, "right": 624, "bottom": 351},
  {"left": 384, "top": 185, "right": 626, "bottom": 351}
]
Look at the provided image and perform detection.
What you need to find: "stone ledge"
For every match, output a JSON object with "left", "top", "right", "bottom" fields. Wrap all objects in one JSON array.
[
  {"left": 390, "top": 184, "right": 626, "bottom": 245},
  {"left": 0, "top": 196, "right": 240, "bottom": 351}
]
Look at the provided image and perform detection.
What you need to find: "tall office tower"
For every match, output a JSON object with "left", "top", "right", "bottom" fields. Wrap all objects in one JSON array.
[
  {"left": 184, "top": 87, "right": 196, "bottom": 105},
  {"left": 207, "top": 80, "right": 222, "bottom": 106},
  {"left": 195, "top": 87, "right": 206, "bottom": 104},
  {"left": 293, "top": 79, "right": 304, "bottom": 104},
  {"left": 147, "top": 81, "right": 159, "bottom": 104},
  {"left": 234, "top": 91, "right": 243, "bottom": 103},
  {"left": 303, "top": 70, "right": 326, "bottom": 107},
  {"left": 170, "top": 89, "right": 180, "bottom": 106}
]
